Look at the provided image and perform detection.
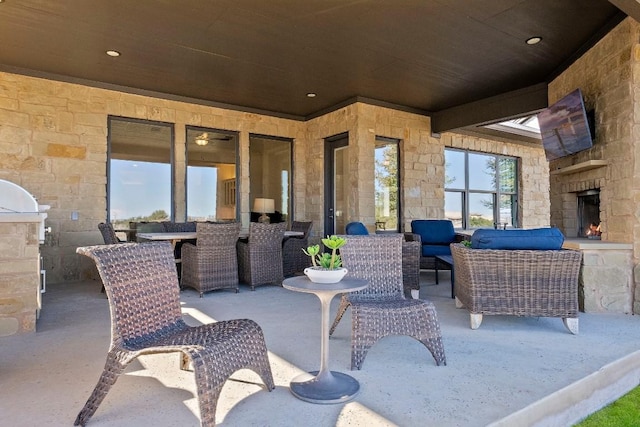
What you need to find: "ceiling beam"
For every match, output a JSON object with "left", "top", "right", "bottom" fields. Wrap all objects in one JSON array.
[
  {"left": 430, "top": 83, "right": 548, "bottom": 134},
  {"left": 608, "top": 0, "right": 640, "bottom": 22}
]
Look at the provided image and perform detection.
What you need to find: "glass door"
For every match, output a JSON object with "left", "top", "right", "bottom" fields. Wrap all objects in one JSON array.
[{"left": 324, "top": 133, "right": 349, "bottom": 235}]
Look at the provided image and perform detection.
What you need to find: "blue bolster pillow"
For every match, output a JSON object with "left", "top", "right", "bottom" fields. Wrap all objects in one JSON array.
[{"left": 471, "top": 227, "right": 564, "bottom": 250}]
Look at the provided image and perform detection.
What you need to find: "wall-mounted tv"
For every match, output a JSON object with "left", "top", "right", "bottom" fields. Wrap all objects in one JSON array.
[{"left": 537, "top": 88, "right": 594, "bottom": 161}]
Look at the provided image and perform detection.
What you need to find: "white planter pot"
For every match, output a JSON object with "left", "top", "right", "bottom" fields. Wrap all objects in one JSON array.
[{"left": 303, "top": 267, "right": 348, "bottom": 284}]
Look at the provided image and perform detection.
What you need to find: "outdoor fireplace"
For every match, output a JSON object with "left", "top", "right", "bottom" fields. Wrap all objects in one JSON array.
[{"left": 577, "top": 189, "right": 600, "bottom": 238}]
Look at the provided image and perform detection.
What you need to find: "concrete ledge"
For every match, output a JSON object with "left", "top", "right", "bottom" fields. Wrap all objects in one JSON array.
[{"left": 490, "top": 350, "right": 640, "bottom": 427}]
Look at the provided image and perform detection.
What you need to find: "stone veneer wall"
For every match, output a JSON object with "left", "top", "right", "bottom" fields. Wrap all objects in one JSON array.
[
  {"left": 548, "top": 17, "right": 639, "bottom": 314},
  {"left": 0, "top": 221, "right": 40, "bottom": 335},
  {"left": 0, "top": 70, "right": 551, "bottom": 285}
]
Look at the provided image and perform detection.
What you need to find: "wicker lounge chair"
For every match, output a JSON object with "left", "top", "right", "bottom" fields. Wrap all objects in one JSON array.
[
  {"left": 74, "top": 241, "right": 274, "bottom": 426},
  {"left": 450, "top": 243, "right": 581, "bottom": 334},
  {"left": 328, "top": 235, "right": 446, "bottom": 370},
  {"left": 181, "top": 222, "right": 241, "bottom": 296},
  {"left": 237, "top": 222, "right": 287, "bottom": 290}
]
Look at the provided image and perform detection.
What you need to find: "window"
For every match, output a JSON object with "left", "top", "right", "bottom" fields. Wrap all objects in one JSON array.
[
  {"left": 445, "top": 148, "right": 518, "bottom": 229},
  {"left": 186, "top": 127, "right": 238, "bottom": 221},
  {"left": 107, "top": 117, "right": 174, "bottom": 228},
  {"left": 374, "top": 137, "right": 400, "bottom": 232},
  {"left": 249, "top": 134, "right": 292, "bottom": 224}
]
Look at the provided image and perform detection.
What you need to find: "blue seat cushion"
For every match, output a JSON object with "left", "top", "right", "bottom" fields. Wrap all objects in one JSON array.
[
  {"left": 422, "top": 244, "right": 452, "bottom": 257},
  {"left": 411, "top": 220, "right": 455, "bottom": 245},
  {"left": 471, "top": 228, "right": 565, "bottom": 250},
  {"left": 346, "top": 222, "right": 369, "bottom": 235}
]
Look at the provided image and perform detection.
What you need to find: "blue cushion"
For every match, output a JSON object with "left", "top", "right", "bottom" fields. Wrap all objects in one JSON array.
[
  {"left": 422, "top": 244, "right": 452, "bottom": 257},
  {"left": 471, "top": 228, "right": 565, "bottom": 250},
  {"left": 411, "top": 220, "right": 455, "bottom": 245},
  {"left": 346, "top": 222, "right": 369, "bottom": 235}
]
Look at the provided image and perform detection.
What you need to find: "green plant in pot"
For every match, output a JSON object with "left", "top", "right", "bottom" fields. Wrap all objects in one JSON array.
[{"left": 302, "top": 235, "right": 348, "bottom": 283}]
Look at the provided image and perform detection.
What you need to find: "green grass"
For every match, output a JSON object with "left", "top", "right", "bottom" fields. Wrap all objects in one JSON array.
[{"left": 574, "top": 386, "right": 640, "bottom": 426}]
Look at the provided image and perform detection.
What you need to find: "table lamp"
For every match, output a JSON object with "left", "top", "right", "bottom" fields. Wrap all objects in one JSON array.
[{"left": 253, "top": 198, "right": 275, "bottom": 223}]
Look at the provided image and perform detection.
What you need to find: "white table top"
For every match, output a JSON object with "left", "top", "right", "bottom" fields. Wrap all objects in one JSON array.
[{"left": 137, "top": 230, "right": 304, "bottom": 241}]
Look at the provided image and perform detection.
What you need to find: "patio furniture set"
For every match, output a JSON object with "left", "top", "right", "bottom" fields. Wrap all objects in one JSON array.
[
  {"left": 98, "top": 221, "right": 312, "bottom": 297},
  {"left": 84, "top": 221, "right": 581, "bottom": 426}
]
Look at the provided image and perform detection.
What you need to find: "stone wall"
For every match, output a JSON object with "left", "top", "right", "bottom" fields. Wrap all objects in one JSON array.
[
  {"left": 548, "top": 17, "right": 639, "bottom": 313},
  {"left": 0, "top": 70, "right": 553, "bottom": 285},
  {"left": 0, "top": 221, "right": 40, "bottom": 335}
]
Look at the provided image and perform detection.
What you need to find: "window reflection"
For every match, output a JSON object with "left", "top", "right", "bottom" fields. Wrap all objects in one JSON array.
[
  {"left": 108, "top": 117, "right": 173, "bottom": 228},
  {"left": 249, "top": 134, "right": 292, "bottom": 224},
  {"left": 445, "top": 191, "right": 463, "bottom": 228},
  {"left": 186, "top": 127, "right": 238, "bottom": 221},
  {"left": 375, "top": 137, "right": 400, "bottom": 232}
]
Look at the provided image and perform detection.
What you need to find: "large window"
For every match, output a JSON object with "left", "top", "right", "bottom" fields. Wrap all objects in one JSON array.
[
  {"left": 107, "top": 117, "right": 174, "bottom": 228},
  {"left": 375, "top": 137, "right": 400, "bottom": 232},
  {"left": 445, "top": 148, "right": 518, "bottom": 229},
  {"left": 249, "top": 134, "right": 292, "bottom": 224},
  {"left": 186, "top": 127, "right": 238, "bottom": 221}
]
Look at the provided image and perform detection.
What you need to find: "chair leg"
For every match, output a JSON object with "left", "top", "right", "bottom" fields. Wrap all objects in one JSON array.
[
  {"left": 74, "top": 351, "right": 129, "bottom": 426},
  {"left": 329, "top": 298, "right": 350, "bottom": 336},
  {"left": 419, "top": 337, "right": 447, "bottom": 366}
]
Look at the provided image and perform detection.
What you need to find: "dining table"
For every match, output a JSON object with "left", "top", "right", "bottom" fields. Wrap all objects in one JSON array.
[{"left": 136, "top": 230, "right": 304, "bottom": 246}]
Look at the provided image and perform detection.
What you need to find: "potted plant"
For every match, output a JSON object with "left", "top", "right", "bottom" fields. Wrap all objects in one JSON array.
[{"left": 302, "top": 235, "right": 348, "bottom": 283}]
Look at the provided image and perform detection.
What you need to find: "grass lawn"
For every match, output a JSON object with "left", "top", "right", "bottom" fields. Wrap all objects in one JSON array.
[{"left": 574, "top": 385, "right": 640, "bottom": 426}]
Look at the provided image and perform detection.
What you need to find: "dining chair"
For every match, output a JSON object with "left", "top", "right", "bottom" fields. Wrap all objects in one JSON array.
[
  {"left": 236, "top": 222, "right": 287, "bottom": 290},
  {"left": 181, "top": 222, "right": 241, "bottom": 296},
  {"left": 282, "top": 221, "right": 313, "bottom": 277},
  {"left": 329, "top": 235, "right": 446, "bottom": 370},
  {"left": 98, "top": 222, "right": 121, "bottom": 244},
  {"left": 74, "top": 241, "right": 274, "bottom": 427}
]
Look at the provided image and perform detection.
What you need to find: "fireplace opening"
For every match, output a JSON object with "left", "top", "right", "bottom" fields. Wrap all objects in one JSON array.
[{"left": 577, "top": 189, "right": 600, "bottom": 238}]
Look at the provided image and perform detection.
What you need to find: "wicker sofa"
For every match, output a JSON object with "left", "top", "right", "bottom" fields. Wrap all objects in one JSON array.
[{"left": 450, "top": 228, "right": 582, "bottom": 334}]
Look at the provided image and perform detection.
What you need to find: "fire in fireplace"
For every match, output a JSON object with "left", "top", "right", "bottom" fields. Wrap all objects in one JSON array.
[{"left": 577, "top": 189, "right": 600, "bottom": 238}]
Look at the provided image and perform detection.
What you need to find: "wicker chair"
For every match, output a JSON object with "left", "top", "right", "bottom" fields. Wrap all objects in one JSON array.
[
  {"left": 328, "top": 235, "right": 446, "bottom": 370},
  {"left": 237, "top": 222, "right": 287, "bottom": 290},
  {"left": 98, "top": 222, "right": 121, "bottom": 244},
  {"left": 344, "top": 224, "right": 422, "bottom": 299},
  {"left": 74, "top": 242, "right": 274, "bottom": 427},
  {"left": 181, "top": 222, "right": 241, "bottom": 296},
  {"left": 450, "top": 243, "right": 582, "bottom": 334},
  {"left": 410, "top": 219, "right": 459, "bottom": 283},
  {"left": 282, "top": 221, "right": 313, "bottom": 277}
]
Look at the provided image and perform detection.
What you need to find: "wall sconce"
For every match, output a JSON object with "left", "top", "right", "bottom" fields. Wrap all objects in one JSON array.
[{"left": 253, "top": 198, "right": 275, "bottom": 223}]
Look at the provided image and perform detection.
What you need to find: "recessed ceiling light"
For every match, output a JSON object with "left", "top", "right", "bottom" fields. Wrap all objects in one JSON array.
[
  {"left": 526, "top": 37, "right": 542, "bottom": 45},
  {"left": 306, "top": 93, "right": 317, "bottom": 98},
  {"left": 106, "top": 50, "right": 121, "bottom": 57}
]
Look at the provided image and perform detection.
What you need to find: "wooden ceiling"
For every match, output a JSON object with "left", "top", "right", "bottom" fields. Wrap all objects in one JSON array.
[{"left": 0, "top": 1, "right": 634, "bottom": 132}]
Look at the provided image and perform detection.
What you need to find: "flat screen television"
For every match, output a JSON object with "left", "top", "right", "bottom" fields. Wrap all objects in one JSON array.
[{"left": 537, "top": 88, "right": 594, "bottom": 161}]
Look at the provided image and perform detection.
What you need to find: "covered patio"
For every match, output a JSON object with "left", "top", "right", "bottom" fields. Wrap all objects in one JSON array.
[{"left": 2, "top": 272, "right": 638, "bottom": 426}]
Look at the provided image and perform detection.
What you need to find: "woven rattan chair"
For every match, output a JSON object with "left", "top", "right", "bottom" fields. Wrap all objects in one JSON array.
[
  {"left": 181, "top": 222, "right": 241, "bottom": 296},
  {"left": 329, "top": 235, "right": 446, "bottom": 370},
  {"left": 98, "top": 222, "right": 121, "bottom": 244},
  {"left": 74, "top": 242, "right": 274, "bottom": 426},
  {"left": 237, "top": 222, "right": 287, "bottom": 290},
  {"left": 450, "top": 243, "right": 581, "bottom": 333},
  {"left": 282, "top": 221, "right": 313, "bottom": 277}
]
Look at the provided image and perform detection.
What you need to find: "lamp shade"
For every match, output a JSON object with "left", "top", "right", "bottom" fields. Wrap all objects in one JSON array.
[{"left": 253, "top": 198, "right": 275, "bottom": 213}]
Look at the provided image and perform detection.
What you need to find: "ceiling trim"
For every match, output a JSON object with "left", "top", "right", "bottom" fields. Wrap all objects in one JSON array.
[
  {"left": 431, "top": 83, "right": 549, "bottom": 134},
  {"left": 305, "top": 96, "right": 431, "bottom": 121}
]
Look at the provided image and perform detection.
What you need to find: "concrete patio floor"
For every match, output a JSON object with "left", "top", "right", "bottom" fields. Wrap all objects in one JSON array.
[{"left": 1, "top": 271, "right": 639, "bottom": 427}]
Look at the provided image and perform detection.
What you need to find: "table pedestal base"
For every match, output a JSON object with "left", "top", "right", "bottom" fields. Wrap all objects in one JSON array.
[{"left": 290, "top": 370, "right": 360, "bottom": 404}]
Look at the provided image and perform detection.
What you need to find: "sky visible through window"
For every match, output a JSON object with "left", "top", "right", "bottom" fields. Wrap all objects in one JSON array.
[{"left": 110, "top": 160, "right": 218, "bottom": 220}]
